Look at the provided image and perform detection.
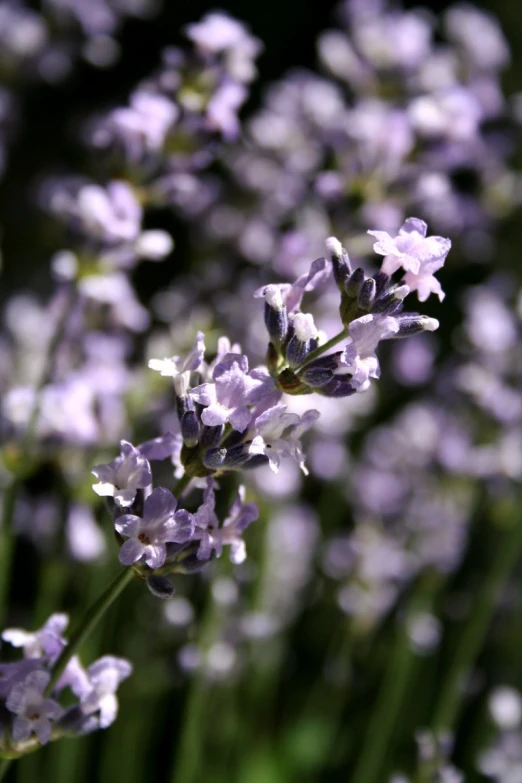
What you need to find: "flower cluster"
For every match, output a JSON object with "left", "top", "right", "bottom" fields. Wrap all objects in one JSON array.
[
  {"left": 0, "top": 614, "right": 131, "bottom": 755},
  {"left": 89, "top": 217, "right": 447, "bottom": 597}
]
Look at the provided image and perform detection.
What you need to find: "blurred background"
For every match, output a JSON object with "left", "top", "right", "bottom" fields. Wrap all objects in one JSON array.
[{"left": 1, "top": 0, "right": 522, "bottom": 781}]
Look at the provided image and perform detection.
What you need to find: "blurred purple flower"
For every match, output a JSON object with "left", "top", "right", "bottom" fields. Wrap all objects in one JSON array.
[{"left": 6, "top": 670, "right": 64, "bottom": 745}]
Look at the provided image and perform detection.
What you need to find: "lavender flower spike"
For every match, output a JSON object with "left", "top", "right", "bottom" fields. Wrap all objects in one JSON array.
[
  {"left": 80, "top": 656, "right": 132, "bottom": 729},
  {"left": 196, "top": 486, "right": 259, "bottom": 564},
  {"left": 6, "top": 670, "right": 64, "bottom": 745},
  {"left": 115, "top": 487, "right": 195, "bottom": 569},
  {"left": 368, "top": 218, "right": 451, "bottom": 302},
  {"left": 191, "top": 354, "right": 274, "bottom": 432},
  {"left": 148, "top": 331, "right": 205, "bottom": 396},
  {"left": 250, "top": 404, "right": 320, "bottom": 475},
  {"left": 2, "top": 613, "right": 68, "bottom": 664},
  {"left": 338, "top": 314, "right": 400, "bottom": 392},
  {"left": 92, "top": 441, "right": 152, "bottom": 507}
]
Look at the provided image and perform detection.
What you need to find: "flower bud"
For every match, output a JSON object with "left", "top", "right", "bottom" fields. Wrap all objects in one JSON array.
[
  {"left": 358, "top": 278, "right": 376, "bottom": 310},
  {"left": 180, "top": 410, "right": 200, "bottom": 447},
  {"left": 262, "top": 286, "right": 288, "bottom": 347},
  {"left": 146, "top": 576, "right": 175, "bottom": 599},
  {"left": 199, "top": 424, "right": 225, "bottom": 447},
  {"left": 396, "top": 314, "right": 439, "bottom": 337},
  {"left": 326, "top": 236, "right": 351, "bottom": 291}
]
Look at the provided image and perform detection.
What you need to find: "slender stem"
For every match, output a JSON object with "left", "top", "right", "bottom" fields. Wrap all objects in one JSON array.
[
  {"left": 0, "top": 758, "right": 11, "bottom": 781},
  {"left": 45, "top": 567, "right": 135, "bottom": 695},
  {"left": 432, "top": 517, "right": 522, "bottom": 732},
  {"left": 351, "top": 583, "right": 438, "bottom": 783},
  {"left": 0, "top": 481, "right": 18, "bottom": 628},
  {"left": 295, "top": 327, "right": 348, "bottom": 372},
  {"left": 170, "top": 574, "right": 220, "bottom": 783},
  {"left": 173, "top": 474, "right": 192, "bottom": 498}
]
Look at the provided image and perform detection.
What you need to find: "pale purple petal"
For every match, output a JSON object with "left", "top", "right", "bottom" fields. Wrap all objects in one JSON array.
[
  {"left": 119, "top": 538, "right": 145, "bottom": 565},
  {"left": 114, "top": 514, "right": 141, "bottom": 537},
  {"left": 143, "top": 487, "right": 177, "bottom": 525}
]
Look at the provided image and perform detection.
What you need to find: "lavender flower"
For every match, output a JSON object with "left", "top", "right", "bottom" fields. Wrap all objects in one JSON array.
[
  {"left": 148, "top": 331, "right": 206, "bottom": 396},
  {"left": 191, "top": 354, "right": 274, "bottom": 432},
  {"left": 368, "top": 218, "right": 451, "bottom": 302},
  {"left": 115, "top": 487, "right": 195, "bottom": 569},
  {"left": 2, "top": 614, "right": 68, "bottom": 664},
  {"left": 250, "top": 404, "right": 320, "bottom": 474},
  {"left": 92, "top": 440, "right": 152, "bottom": 507},
  {"left": 79, "top": 656, "right": 132, "bottom": 729},
  {"left": 196, "top": 486, "right": 258, "bottom": 564},
  {"left": 6, "top": 670, "right": 64, "bottom": 745},
  {"left": 338, "top": 314, "right": 401, "bottom": 391}
]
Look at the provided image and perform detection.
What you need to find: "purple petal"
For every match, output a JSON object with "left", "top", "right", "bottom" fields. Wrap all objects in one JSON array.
[
  {"left": 119, "top": 538, "right": 145, "bottom": 565},
  {"left": 143, "top": 487, "right": 177, "bottom": 524},
  {"left": 190, "top": 383, "right": 217, "bottom": 407},
  {"left": 144, "top": 544, "right": 167, "bottom": 569},
  {"left": 229, "top": 406, "right": 253, "bottom": 432},
  {"left": 114, "top": 514, "right": 141, "bottom": 537},
  {"left": 201, "top": 403, "right": 230, "bottom": 427}
]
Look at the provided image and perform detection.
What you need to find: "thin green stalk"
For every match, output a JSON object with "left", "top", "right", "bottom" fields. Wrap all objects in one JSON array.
[
  {"left": 0, "top": 758, "right": 11, "bottom": 781},
  {"left": 173, "top": 474, "right": 192, "bottom": 498},
  {"left": 45, "top": 567, "right": 135, "bottom": 695},
  {"left": 170, "top": 582, "right": 220, "bottom": 783},
  {"left": 351, "top": 580, "right": 440, "bottom": 783},
  {"left": 432, "top": 517, "right": 522, "bottom": 733},
  {"left": 295, "top": 327, "right": 348, "bottom": 371},
  {"left": 0, "top": 481, "right": 18, "bottom": 628}
]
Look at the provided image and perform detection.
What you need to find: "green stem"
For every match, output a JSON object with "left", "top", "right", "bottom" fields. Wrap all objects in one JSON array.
[
  {"left": 432, "top": 518, "right": 522, "bottom": 733},
  {"left": 0, "top": 758, "right": 11, "bottom": 781},
  {"left": 173, "top": 474, "right": 192, "bottom": 498},
  {"left": 352, "top": 580, "right": 440, "bottom": 783},
  {"left": 295, "top": 327, "right": 348, "bottom": 372},
  {"left": 170, "top": 577, "right": 219, "bottom": 783},
  {"left": 0, "top": 481, "right": 18, "bottom": 628},
  {"left": 45, "top": 567, "right": 135, "bottom": 696}
]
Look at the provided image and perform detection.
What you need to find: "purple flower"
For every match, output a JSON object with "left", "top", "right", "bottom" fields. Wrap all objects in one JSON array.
[
  {"left": 6, "top": 670, "right": 64, "bottom": 745},
  {"left": 249, "top": 404, "right": 320, "bottom": 475},
  {"left": 0, "top": 660, "right": 43, "bottom": 701},
  {"left": 115, "top": 487, "right": 195, "bottom": 569},
  {"left": 91, "top": 440, "right": 152, "bottom": 507},
  {"left": 338, "top": 314, "right": 400, "bottom": 391},
  {"left": 254, "top": 256, "right": 331, "bottom": 314},
  {"left": 79, "top": 656, "right": 132, "bottom": 729},
  {"left": 2, "top": 614, "right": 68, "bottom": 664},
  {"left": 105, "top": 91, "right": 179, "bottom": 161},
  {"left": 148, "top": 331, "right": 205, "bottom": 396},
  {"left": 138, "top": 432, "right": 181, "bottom": 461},
  {"left": 368, "top": 218, "right": 450, "bottom": 302},
  {"left": 196, "top": 486, "right": 258, "bottom": 564},
  {"left": 191, "top": 354, "right": 274, "bottom": 432},
  {"left": 185, "top": 12, "right": 262, "bottom": 83}
]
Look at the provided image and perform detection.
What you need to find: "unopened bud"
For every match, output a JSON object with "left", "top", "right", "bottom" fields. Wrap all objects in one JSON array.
[
  {"left": 181, "top": 410, "right": 200, "bottom": 447},
  {"left": 147, "top": 576, "right": 175, "bottom": 599},
  {"left": 358, "top": 278, "right": 376, "bottom": 310}
]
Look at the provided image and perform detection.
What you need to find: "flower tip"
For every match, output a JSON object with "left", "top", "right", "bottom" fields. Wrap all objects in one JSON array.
[
  {"left": 423, "top": 317, "right": 440, "bottom": 331},
  {"left": 325, "top": 236, "right": 343, "bottom": 257}
]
